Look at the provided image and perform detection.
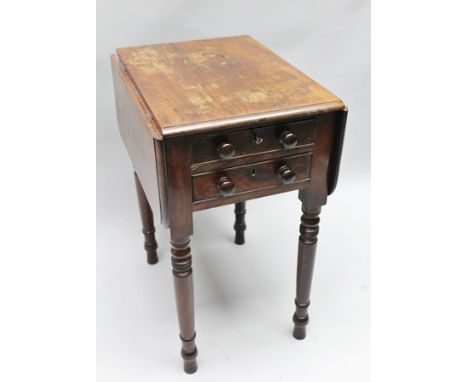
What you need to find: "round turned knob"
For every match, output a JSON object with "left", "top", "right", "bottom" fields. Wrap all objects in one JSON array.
[
  {"left": 218, "top": 142, "right": 236, "bottom": 159},
  {"left": 277, "top": 165, "right": 296, "bottom": 184},
  {"left": 217, "top": 176, "right": 236, "bottom": 196},
  {"left": 279, "top": 129, "right": 298, "bottom": 149}
]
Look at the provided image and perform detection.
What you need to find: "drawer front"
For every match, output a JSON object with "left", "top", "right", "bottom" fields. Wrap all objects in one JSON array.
[
  {"left": 191, "top": 118, "right": 316, "bottom": 165},
  {"left": 192, "top": 154, "right": 311, "bottom": 202}
]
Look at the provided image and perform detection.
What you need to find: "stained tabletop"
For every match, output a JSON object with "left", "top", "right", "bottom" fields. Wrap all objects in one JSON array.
[{"left": 116, "top": 35, "right": 343, "bottom": 134}]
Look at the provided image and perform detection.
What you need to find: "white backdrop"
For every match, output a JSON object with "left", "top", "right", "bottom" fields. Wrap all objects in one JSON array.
[{"left": 97, "top": 1, "right": 370, "bottom": 381}]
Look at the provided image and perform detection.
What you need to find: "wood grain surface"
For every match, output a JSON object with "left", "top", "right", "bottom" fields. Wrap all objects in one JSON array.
[
  {"left": 116, "top": 35, "right": 344, "bottom": 137},
  {"left": 192, "top": 153, "right": 312, "bottom": 202},
  {"left": 111, "top": 55, "right": 162, "bottom": 221}
]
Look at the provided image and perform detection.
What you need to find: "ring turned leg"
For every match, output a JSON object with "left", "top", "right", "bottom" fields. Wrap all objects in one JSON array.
[
  {"left": 134, "top": 172, "right": 158, "bottom": 264},
  {"left": 234, "top": 202, "right": 246, "bottom": 245},
  {"left": 293, "top": 206, "right": 321, "bottom": 339},
  {"left": 171, "top": 237, "right": 198, "bottom": 374}
]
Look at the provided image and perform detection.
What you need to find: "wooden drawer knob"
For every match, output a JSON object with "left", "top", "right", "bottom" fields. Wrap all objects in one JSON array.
[
  {"left": 218, "top": 142, "right": 236, "bottom": 159},
  {"left": 277, "top": 165, "right": 296, "bottom": 184},
  {"left": 279, "top": 129, "right": 298, "bottom": 149},
  {"left": 217, "top": 176, "right": 236, "bottom": 196}
]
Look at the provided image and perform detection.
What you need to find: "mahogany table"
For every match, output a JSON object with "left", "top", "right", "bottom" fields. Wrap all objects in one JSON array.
[{"left": 111, "top": 35, "right": 347, "bottom": 374}]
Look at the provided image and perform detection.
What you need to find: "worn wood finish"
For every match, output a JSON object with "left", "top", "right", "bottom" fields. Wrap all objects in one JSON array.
[
  {"left": 192, "top": 153, "right": 311, "bottom": 202},
  {"left": 161, "top": 104, "right": 345, "bottom": 138},
  {"left": 116, "top": 35, "right": 344, "bottom": 138},
  {"left": 234, "top": 202, "right": 247, "bottom": 245},
  {"left": 112, "top": 35, "right": 348, "bottom": 373},
  {"left": 134, "top": 172, "right": 158, "bottom": 264}
]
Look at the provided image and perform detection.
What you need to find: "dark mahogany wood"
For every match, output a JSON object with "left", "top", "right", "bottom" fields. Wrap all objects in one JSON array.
[
  {"left": 191, "top": 143, "right": 315, "bottom": 175},
  {"left": 234, "top": 202, "right": 246, "bottom": 245},
  {"left": 192, "top": 180, "right": 309, "bottom": 212},
  {"left": 192, "top": 153, "right": 311, "bottom": 203},
  {"left": 111, "top": 55, "right": 164, "bottom": 222},
  {"left": 134, "top": 172, "right": 158, "bottom": 264},
  {"left": 328, "top": 108, "right": 348, "bottom": 195},
  {"left": 293, "top": 206, "right": 321, "bottom": 339},
  {"left": 191, "top": 118, "right": 316, "bottom": 165},
  {"left": 171, "top": 236, "right": 197, "bottom": 374},
  {"left": 112, "top": 35, "right": 347, "bottom": 373},
  {"left": 164, "top": 136, "right": 198, "bottom": 373}
]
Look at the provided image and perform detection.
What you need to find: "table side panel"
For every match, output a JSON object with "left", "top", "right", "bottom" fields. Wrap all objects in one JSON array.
[
  {"left": 327, "top": 108, "right": 348, "bottom": 195},
  {"left": 111, "top": 55, "right": 165, "bottom": 223},
  {"left": 299, "top": 111, "right": 340, "bottom": 206}
]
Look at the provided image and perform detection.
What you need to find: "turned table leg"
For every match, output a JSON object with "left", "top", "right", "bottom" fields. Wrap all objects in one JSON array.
[
  {"left": 293, "top": 205, "right": 321, "bottom": 339},
  {"left": 134, "top": 172, "right": 158, "bottom": 264},
  {"left": 171, "top": 235, "right": 198, "bottom": 374},
  {"left": 234, "top": 202, "right": 246, "bottom": 245}
]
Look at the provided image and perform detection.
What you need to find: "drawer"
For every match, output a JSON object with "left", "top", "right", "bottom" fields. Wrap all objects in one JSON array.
[
  {"left": 191, "top": 118, "right": 316, "bottom": 165},
  {"left": 192, "top": 153, "right": 311, "bottom": 202}
]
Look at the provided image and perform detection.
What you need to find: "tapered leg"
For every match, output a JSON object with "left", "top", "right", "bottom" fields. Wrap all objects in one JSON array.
[
  {"left": 293, "top": 206, "right": 321, "bottom": 340},
  {"left": 171, "top": 236, "right": 198, "bottom": 374},
  {"left": 234, "top": 202, "right": 246, "bottom": 245},
  {"left": 134, "top": 172, "right": 158, "bottom": 264}
]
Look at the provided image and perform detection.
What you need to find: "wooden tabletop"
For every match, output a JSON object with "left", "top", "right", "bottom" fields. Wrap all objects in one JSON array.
[{"left": 116, "top": 35, "right": 344, "bottom": 138}]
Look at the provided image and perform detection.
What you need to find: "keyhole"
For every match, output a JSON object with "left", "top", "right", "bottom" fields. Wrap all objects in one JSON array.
[{"left": 250, "top": 168, "right": 256, "bottom": 177}]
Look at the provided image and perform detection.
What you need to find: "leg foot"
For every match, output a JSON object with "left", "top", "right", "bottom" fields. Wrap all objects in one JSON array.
[
  {"left": 182, "top": 347, "right": 198, "bottom": 374},
  {"left": 134, "top": 172, "right": 159, "bottom": 264},
  {"left": 293, "top": 324, "right": 307, "bottom": 340},
  {"left": 293, "top": 326, "right": 306, "bottom": 340},
  {"left": 143, "top": 228, "right": 158, "bottom": 264},
  {"left": 293, "top": 206, "right": 321, "bottom": 339},
  {"left": 234, "top": 202, "right": 246, "bottom": 245}
]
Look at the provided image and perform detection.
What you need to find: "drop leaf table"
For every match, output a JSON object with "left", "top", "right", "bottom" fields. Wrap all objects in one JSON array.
[{"left": 111, "top": 35, "right": 347, "bottom": 373}]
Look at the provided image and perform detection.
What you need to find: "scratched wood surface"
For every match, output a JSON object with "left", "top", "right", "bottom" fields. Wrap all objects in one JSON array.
[{"left": 116, "top": 35, "right": 344, "bottom": 137}]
